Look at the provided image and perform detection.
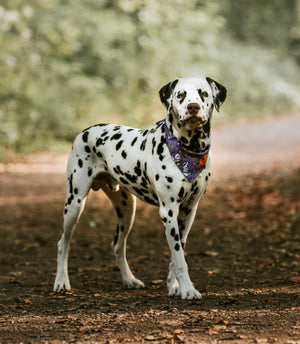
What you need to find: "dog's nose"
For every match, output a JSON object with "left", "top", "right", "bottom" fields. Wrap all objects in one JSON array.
[{"left": 187, "top": 103, "right": 200, "bottom": 116}]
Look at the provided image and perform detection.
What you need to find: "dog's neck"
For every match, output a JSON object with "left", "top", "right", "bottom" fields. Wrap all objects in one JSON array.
[{"left": 166, "top": 112, "right": 211, "bottom": 152}]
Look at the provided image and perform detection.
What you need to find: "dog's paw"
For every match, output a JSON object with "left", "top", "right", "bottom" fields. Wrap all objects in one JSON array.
[
  {"left": 168, "top": 279, "right": 181, "bottom": 297},
  {"left": 54, "top": 274, "right": 71, "bottom": 292},
  {"left": 180, "top": 286, "right": 202, "bottom": 300},
  {"left": 123, "top": 277, "right": 145, "bottom": 289}
]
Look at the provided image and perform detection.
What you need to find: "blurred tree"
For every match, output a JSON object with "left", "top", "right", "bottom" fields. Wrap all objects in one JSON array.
[
  {"left": 0, "top": 0, "right": 299, "bottom": 157},
  {"left": 221, "top": 0, "right": 298, "bottom": 49}
]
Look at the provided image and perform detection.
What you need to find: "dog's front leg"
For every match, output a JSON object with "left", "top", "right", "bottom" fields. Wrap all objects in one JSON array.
[
  {"left": 159, "top": 206, "right": 201, "bottom": 300},
  {"left": 167, "top": 203, "right": 199, "bottom": 297}
]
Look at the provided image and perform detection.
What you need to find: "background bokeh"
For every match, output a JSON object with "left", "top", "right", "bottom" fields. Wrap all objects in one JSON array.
[{"left": 0, "top": 0, "right": 299, "bottom": 157}]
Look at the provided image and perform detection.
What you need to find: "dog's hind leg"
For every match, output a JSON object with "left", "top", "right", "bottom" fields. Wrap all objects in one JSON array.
[
  {"left": 102, "top": 185, "right": 145, "bottom": 289},
  {"left": 54, "top": 159, "right": 91, "bottom": 292}
]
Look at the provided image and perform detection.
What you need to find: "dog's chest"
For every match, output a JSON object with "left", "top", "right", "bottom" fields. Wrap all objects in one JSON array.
[{"left": 86, "top": 124, "right": 210, "bottom": 205}]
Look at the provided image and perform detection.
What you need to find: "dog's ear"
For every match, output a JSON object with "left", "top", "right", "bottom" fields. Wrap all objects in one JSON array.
[
  {"left": 159, "top": 79, "right": 179, "bottom": 109},
  {"left": 206, "top": 77, "right": 227, "bottom": 112}
]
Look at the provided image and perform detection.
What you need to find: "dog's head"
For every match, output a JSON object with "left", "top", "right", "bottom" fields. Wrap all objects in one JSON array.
[{"left": 159, "top": 77, "right": 227, "bottom": 125}]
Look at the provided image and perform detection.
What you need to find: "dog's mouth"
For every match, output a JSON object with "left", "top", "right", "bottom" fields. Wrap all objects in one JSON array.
[{"left": 182, "top": 115, "right": 207, "bottom": 125}]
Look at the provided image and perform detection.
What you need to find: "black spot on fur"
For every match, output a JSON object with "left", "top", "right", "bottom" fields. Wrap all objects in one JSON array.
[
  {"left": 174, "top": 234, "right": 179, "bottom": 241},
  {"left": 197, "top": 89, "right": 205, "bottom": 102},
  {"left": 69, "top": 173, "right": 73, "bottom": 194},
  {"left": 96, "top": 138, "right": 103, "bottom": 146},
  {"left": 140, "top": 139, "right": 147, "bottom": 151},
  {"left": 115, "top": 165, "right": 124, "bottom": 175},
  {"left": 121, "top": 150, "right": 127, "bottom": 159},
  {"left": 84, "top": 146, "right": 91, "bottom": 153},
  {"left": 174, "top": 243, "right": 180, "bottom": 251},
  {"left": 110, "top": 133, "right": 122, "bottom": 141},
  {"left": 67, "top": 194, "right": 74, "bottom": 205},
  {"left": 131, "top": 137, "right": 138, "bottom": 146},
  {"left": 166, "top": 177, "right": 173, "bottom": 183},
  {"left": 82, "top": 131, "right": 89, "bottom": 143},
  {"left": 119, "top": 177, "right": 129, "bottom": 184},
  {"left": 144, "top": 196, "right": 158, "bottom": 206},
  {"left": 114, "top": 234, "right": 118, "bottom": 245},
  {"left": 178, "top": 91, "right": 187, "bottom": 104},
  {"left": 182, "top": 207, "right": 191, "bottom": 215},
  {"left": 115, "top": 207, "right": 123, "bottom": 218},
  {"left": 116, "top": 140, "right": 123, "bottom": 151},
  {"left": 180, "top": 136, "right": 188, "bottom": 144},
  {"left": 113, "top": 167, "right": 120, "bottom": 175},
  {"left": 134, "top": 161, "right": 142, "bottom": 176},
  {"left": 155, "top": 174, "right": 159, "bottom": 181},
  {"left": 124, "top": 173, "right": 137, "bottom": 183},
  {"left": 97, "top": 151, "right": 103, "bottom": 158},
  {"left": 170, "top": 228, "right": 175, "bottom": 236},
  {"left": 203, "top": 120, "right": 211, "bottom": 135},
  {"left": 152, "top": 193, "right": 158, "bottom": 201},
  {"left": 74, "top": 188, "right": 78, "bottom": 194},
  {"left": 83, "top": 123, "right": 108, "bottom": 132},
  {"left": 152, "top": 138, "right": 156, "bottom": 151},
  {"left": 78, "top": 159, "right": 83, "bottom": 168},
  {"left": 88, "top": 168, "right": 93, "bottom": 177},
  {"left": 157, "top": 142, "right": 164, "bottom": 155},
  {"left": 168, "top": 209, "right": 173, "bottom": 217},
  {"left": 178, "top": 187, "right": 184, "bottom": 198},
  {"left": 121, "top": 191, "right": 128, "bottom": 199}
]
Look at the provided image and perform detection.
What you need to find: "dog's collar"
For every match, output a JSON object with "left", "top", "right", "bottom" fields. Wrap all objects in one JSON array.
[{"left": 152, "top": 120, "right": 210, "bottom": 182}]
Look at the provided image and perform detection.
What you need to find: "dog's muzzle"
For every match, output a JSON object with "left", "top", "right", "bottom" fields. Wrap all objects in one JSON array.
[
  {"left": 187, "top": 103, "right": 200, "bottom": 116},
  {"left": 184, "top": 103, "right": 207, "bottom": 124}
]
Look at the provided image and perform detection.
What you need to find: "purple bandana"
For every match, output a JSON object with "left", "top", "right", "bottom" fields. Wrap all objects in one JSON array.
[{"left": 152, "top": 120, "right": 210, "bottom": 182}]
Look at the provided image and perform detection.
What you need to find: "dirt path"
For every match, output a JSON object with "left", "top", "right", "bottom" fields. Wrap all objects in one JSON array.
[{"left": 0, "top": 115, "right": 299, "bottom": 344}]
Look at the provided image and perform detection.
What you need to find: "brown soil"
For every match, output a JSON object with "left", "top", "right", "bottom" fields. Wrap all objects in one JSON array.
[{"left": 0, "top": 115, "right": 300, "bottom": 344}]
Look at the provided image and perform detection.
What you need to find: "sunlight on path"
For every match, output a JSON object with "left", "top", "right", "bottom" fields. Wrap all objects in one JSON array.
[
  {"left": 211, "top": 114, "right": 300, "bottom": 179},
  {"left": 0, "top": 115, "right": 299, "bottom": 179}
]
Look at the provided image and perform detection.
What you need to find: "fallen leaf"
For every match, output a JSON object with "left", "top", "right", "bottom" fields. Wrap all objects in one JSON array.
[
  {"left": 255, "top": 338, "right": 268, "bottom": 344},
  {"left": 208, "top": 328, "right": 219, "bottom": 335},
  {"left": 215, "top": 318, "right": 228, "bottom": 325},
  {"left": 203, "top": 250, "right": 219, "bottom": 257},
  {"left": 225, "top": 298, "right": 239, "bottom": 305},
  {"left": 262, "top": 299, "right": 279, "bottom": 305},
  {"left": 150, "top": 279, "right": 164, "bottom": 285}
]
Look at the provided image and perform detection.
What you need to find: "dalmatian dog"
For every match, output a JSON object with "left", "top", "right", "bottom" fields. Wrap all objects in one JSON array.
[{"left": 54, "top": 76, "right": 227, "bottom": 300}]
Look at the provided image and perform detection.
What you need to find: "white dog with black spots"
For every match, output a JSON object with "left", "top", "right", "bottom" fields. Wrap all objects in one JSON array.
[{"left": 54, "top": 76, "right": 227, "bottom": 300}]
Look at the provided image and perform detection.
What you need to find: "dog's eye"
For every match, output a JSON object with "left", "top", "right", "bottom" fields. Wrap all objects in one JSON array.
[
  {"left": 198, "top": 89, "right": 209, "bottom": 98},
  {"left": 177, "top": 91, "right": 186, "bottom": 100}
]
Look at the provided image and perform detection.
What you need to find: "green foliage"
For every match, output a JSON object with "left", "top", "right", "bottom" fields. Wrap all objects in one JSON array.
[{"left": 0, "top": 0, "right": 299, "bottom": 157}]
